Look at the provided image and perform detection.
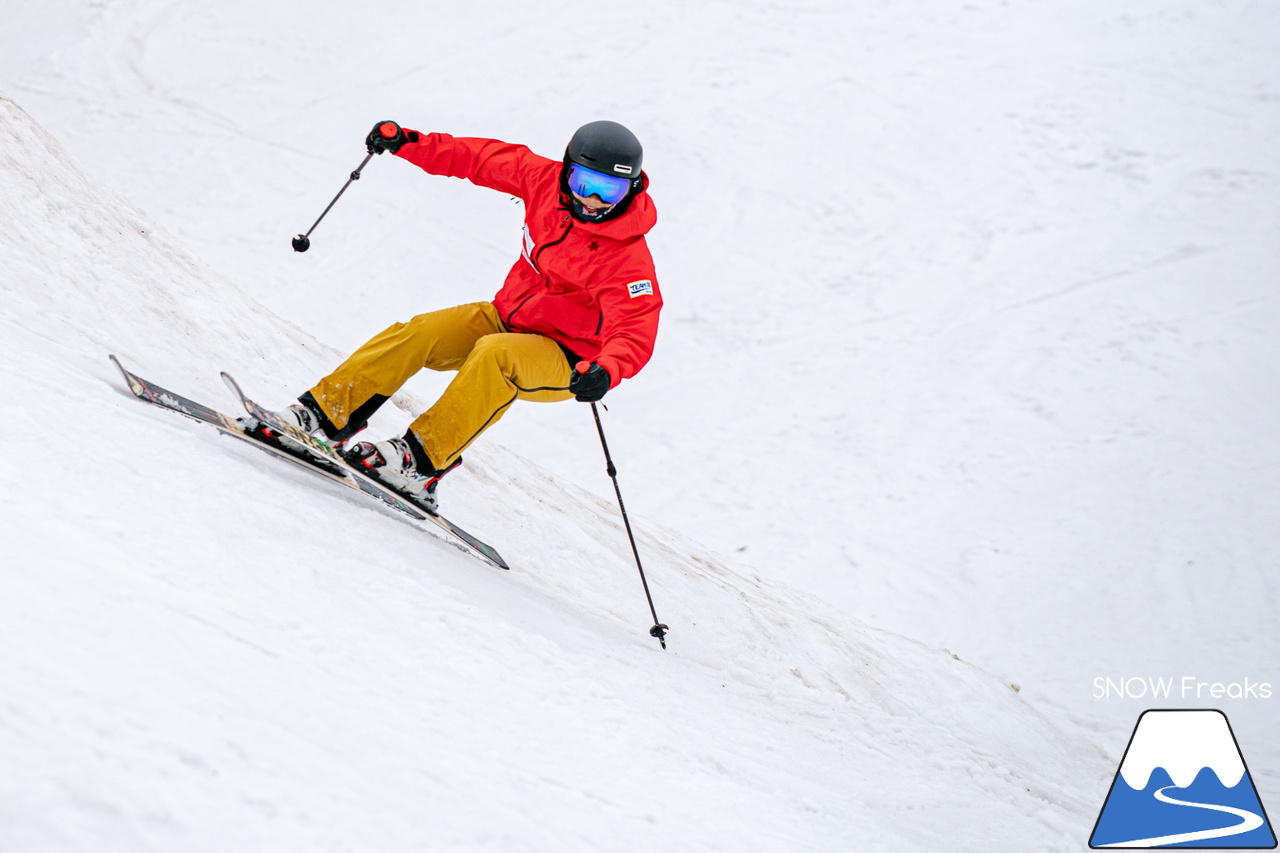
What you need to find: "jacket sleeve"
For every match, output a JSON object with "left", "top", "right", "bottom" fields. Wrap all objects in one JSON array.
[
  {"left": 394, "top": 131, "right": 545, "bottom": 199},
  {"left": 589, "top": 249, "right": 663, "bottom": 387}
]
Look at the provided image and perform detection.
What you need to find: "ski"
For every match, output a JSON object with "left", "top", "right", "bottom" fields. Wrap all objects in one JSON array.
[
  {"left": 218, "top": 370, "right": 510, "bottom": 570},
  {"left": 109, "top": 355, "right": 508, "bottom": 569}
]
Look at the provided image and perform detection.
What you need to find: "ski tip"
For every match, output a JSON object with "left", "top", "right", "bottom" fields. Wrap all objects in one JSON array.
[
  {"left": 219, "top": 371, "right": 247, "bottom": 403},
  {"left": 107, "top": 354, "right": 140, "bottom": 393}
]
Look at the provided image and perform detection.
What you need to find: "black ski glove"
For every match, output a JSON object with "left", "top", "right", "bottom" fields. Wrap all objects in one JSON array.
[
  {"left": 366, "top": 120, "right": 416, "bottom": 155},
  {"left": 570, "top": 361, "right": 612, "bottom": 402}
]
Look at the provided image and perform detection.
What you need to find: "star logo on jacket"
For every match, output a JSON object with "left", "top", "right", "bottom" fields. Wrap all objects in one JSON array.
[{"left": 588, "top": 240, "right": 600, "bottom": 251}]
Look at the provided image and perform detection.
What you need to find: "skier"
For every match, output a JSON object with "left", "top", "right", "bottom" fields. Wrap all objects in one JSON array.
[{"left": 255, "top": 119, "right": 662, "bottom": 512}]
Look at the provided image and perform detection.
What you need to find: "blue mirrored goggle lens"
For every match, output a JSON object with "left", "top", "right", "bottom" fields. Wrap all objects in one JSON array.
[{"left": 568, "top": 163, "right": 632, "bottom": 205}]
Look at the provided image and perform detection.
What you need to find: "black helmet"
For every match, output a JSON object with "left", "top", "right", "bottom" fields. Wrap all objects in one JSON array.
[
  {"left": 565, "top": 120, "right": 643, "bottom": 178},
  {"left": 562, "top": 121, "right": 644, "bottom": 222}
]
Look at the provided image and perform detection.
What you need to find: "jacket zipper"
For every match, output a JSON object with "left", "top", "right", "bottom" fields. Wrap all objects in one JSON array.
[
  {"left": 532, "top": 216, "right": 574, "bottom": 271},
  {"left": 506, "top": 292, "right": 537, "bottom": 327},
  {"left": 510, "top": 216, "right": 575, "bottom": 327}
]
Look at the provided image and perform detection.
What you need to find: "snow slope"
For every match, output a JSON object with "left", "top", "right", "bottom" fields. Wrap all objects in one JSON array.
[
  {"left": 4, "top": 0, "right": 1279, "bottom": 848},
  {"left": 0, "top": 93, "right": 1104, "bottom": 850}
]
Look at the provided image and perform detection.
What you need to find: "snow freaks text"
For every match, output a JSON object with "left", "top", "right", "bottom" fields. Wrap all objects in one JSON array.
[{"left": 1093, "top": 676, "right": 1274, "bottom": 701}]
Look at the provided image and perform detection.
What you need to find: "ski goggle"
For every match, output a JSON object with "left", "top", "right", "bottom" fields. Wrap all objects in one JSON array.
[{"left": 567, "top": 163, "right": 633, "bottom": 205}]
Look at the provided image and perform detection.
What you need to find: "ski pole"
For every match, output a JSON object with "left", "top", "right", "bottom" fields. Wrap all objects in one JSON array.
[
  {"left": 291, "top": 152, "right": 375, "bottom": 252},
  {"left": 589, "top": 402, "right": 669, "bottom": 649}
]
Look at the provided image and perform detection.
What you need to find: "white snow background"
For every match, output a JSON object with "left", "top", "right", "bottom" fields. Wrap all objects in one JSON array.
[{"left": 2, "top": 1, "right": 1278, "bottom": 850}]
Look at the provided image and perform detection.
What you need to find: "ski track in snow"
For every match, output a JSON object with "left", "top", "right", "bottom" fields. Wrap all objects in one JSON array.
[{"left": 3, "top": 0, "right": 1280, "bottom": 850}]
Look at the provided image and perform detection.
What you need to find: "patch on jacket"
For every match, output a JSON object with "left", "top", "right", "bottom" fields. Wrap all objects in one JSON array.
[{"left": 627, "top": 279, "right": 654, "bottom": 298}]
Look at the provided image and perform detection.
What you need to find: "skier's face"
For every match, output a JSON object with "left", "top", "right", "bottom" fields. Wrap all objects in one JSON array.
[
  {"left": 569, "top": 189, "right": 616, "bottom": 222},
  {"left": 570, "top": 189, "right": 615, "bottom": 213}
]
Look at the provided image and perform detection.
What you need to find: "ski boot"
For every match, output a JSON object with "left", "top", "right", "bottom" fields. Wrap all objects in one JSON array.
[
  {"left": 343, "top": 435, "right": 460, "bottom": 514},
  {"left": 239, "top": 399, "right": 327, "bottom": 442}
]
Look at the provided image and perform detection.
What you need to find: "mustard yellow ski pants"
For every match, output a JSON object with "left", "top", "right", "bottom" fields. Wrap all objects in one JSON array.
[{"left": 308, "top": 302, "right": 573, "bottom": 470}]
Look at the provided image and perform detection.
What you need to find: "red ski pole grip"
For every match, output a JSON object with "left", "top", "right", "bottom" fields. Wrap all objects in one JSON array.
[{"left": 379, "top": 122, "right": 399, "bottom": 138}]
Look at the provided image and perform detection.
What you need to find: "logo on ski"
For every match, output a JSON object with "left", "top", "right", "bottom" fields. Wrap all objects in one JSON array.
[{"left": 1090, "top": 709, "right": 1276, "bottom": 848}]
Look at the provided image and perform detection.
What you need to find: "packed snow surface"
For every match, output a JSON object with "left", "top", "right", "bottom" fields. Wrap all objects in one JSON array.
[{"left": 2, "top": 1, "right": 1278, "bottom": 851}]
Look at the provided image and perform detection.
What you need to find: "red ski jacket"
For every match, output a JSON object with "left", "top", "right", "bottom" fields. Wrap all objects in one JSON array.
[{"left": 395, "top": 131, "right": 662, "bottom": 388}]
